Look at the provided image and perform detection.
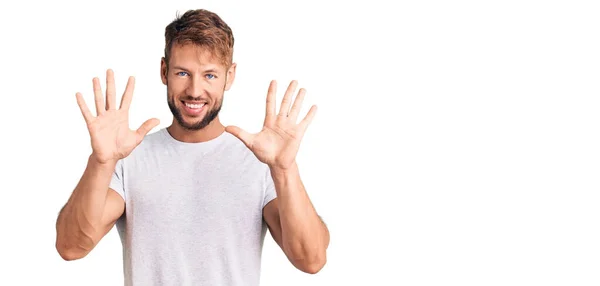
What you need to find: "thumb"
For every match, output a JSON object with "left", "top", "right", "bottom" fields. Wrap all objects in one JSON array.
[
  {"left": 136, "top": 118, "right": 160, "bottom": 139},
  {"left": 225, "top": 125, "right": 254, "bottom": 148}
]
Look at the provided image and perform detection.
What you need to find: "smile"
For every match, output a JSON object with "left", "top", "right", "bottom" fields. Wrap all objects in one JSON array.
[
  {"left": 181, "top": 100, "right": 207, "bottom": 115},
  {"left": 183, "top": 102, "right": 205, "bottom": 109}
]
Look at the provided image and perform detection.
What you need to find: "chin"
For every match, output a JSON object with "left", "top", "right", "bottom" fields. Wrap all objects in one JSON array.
[
  {"left": 168, "top": 96, "right": 222, "bottom": 131},
  {"left": 182, "top": 118, "right": 207, "bottom": 129}
]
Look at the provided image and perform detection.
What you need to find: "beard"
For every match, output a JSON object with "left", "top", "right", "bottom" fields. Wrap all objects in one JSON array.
[{"left": 167, "top": 93, "right": 223, "bottom": 131}]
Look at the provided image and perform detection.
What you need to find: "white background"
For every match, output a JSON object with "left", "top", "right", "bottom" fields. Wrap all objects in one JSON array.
[{"left": 0, "top": 0, "right": 599, "bottom": 285}]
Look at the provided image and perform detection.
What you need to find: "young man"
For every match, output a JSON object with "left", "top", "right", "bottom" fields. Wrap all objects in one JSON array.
[{"left": 55, "top": 9, "right": 329, "bottom": 286}]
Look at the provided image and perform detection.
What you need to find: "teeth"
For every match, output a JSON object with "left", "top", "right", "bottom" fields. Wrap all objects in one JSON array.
[{"left": 185, "top": 102, "right": 205, "bottom": 109}]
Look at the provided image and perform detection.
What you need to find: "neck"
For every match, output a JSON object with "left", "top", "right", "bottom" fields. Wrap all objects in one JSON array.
[{"left": 166, "top": 116, "right": 225, "bottom": 143}]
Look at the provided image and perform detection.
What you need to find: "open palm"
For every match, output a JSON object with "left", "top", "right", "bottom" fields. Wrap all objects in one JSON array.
[
  {"left": 225, "top": 80, "right": 317, "bottom": 170},
  {"left": 76, "top": 69, "right": 159, "bottom": 164}
]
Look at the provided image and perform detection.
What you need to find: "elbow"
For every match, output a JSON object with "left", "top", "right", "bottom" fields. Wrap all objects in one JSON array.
[
  {"left": 55, "top": 209, "right": 98, "bottom": 261},
  {"left": 56, "top": 242, "right": 86, "bottom": 261},
  {"left": 55, "top": 233, "right": 94, "bottom": 261},
  {"left": 290, "top": 252, "right": 327, "bottom": 274},
  {"left": 303, "top": 257, "right": 327, "bottom": 274},
  {"left": 58, "top": 251, "right": 83, "bottom": 261}
]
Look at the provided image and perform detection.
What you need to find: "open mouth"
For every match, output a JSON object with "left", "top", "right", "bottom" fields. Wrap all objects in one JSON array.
[{"left": 181, "top": 100, "right": 206, "bottom": 116}]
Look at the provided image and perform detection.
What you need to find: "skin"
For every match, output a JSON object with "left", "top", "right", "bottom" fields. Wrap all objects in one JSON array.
[{"left": 55, "top": 42, "right": 330, "bottom": 274}]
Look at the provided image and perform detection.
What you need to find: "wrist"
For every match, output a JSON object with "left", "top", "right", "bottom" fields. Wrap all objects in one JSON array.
[
  {"left": 89, "top": 153, "right": 117, "bottom": 171},
  {"left": 269, "top": 161, "right": 299, "bottom": 179}
]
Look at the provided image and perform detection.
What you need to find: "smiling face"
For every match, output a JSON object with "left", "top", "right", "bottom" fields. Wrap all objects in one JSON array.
[{"left": 161, "top": 43, "right": 236, "bottom": 130}]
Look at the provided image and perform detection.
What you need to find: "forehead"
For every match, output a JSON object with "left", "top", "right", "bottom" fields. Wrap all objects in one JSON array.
[{"left": 169, "top": 43, "right": 226, "bottom": 70}]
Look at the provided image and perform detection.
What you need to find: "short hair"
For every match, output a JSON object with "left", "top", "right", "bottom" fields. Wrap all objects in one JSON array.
[{"left": 164, "top": 9, "right": 234, "bottom": 68}]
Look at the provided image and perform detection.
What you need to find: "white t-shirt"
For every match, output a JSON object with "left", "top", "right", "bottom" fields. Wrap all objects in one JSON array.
[{"left": 110, "top": 128, "right": 277, "bottom": 286}]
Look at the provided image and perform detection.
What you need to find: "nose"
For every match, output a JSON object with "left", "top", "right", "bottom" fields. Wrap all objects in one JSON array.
[{"left": 186, "top": 74, "right": 205, "bottom": 98}]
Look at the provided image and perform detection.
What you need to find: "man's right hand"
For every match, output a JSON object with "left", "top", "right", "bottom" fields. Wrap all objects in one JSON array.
[{"left": 76, "top": 69, "right": 160, "bottom": 164}]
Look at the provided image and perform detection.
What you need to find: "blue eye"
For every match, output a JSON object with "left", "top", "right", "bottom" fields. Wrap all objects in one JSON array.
[
  {"left": 206, "top": 74, "right": 216, "bottom": 80},
  {"left": 177, "top": 71, "right": 189, "bottom": 76}
]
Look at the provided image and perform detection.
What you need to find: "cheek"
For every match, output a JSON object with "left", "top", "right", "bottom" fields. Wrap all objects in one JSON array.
[
  {"left": 206, "top": 84, "right": 221, "bottom": 93},
  {"left": 167, "top": 83, "right": 186, "bottom": 97},
  {"left": 206, "top": 89, "right": 224, "bottom": 104},
  {"left": 206, "top": 80, "right": 226, "bottom": 93}
]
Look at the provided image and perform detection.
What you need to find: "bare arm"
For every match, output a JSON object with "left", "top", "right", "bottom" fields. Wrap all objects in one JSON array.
[
  {"left": 55, "top": 69, "right": 159, "bottom": 260},
  {"left": 226, "top": 80, "right": 329, "bottom": 274},
  {"left": 263, "top": 163, "right": 329, "bottom": 274},
  {"left": 55, "top": 156, "right": 124, "bottom": 260}
]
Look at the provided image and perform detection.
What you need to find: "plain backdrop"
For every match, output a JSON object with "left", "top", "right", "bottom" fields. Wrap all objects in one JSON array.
[{"left": 1, "top": 0, "right": 599, "bottom": 285}]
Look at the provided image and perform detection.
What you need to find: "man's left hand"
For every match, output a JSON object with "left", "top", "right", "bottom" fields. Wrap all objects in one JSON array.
[{"left": 225, "top": 80, "right": 317, "bottom": 171}]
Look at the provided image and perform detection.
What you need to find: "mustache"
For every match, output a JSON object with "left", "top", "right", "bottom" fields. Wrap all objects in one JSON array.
[{"left": 180, "top": 95, "right": 209, "bottom": 102}]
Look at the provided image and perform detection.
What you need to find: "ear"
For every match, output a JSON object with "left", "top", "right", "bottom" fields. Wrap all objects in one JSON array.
[
  {"left": 224, "top": 62, "right": 237, "bottom": 91},
  {"left": 160, "top": 57, "right": 168, "bottom": 85}
]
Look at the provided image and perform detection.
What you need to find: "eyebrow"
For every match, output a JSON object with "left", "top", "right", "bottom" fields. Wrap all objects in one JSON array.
[{"left": 171, "top": 66, "right": 220, "bottom": 73}]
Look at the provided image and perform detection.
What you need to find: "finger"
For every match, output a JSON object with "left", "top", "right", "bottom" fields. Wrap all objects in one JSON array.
[
  {"left": 225, "top": 125, "right": 255, "bottom": 148},
  {"left": 278, "top": 80, "right": 297, "bottom": 118},
  {"left": 106, "top": 69, "right": 116, "bottom": 110},
  {"left": 264, "top": 80, "right": 277, "bottom": 126},
  {"left": 75, "top": 92, "right": 94, "bottom": 124},
  {"left": 298, "top": 105, "right": 318, "bottom": 133},
  {"left": 288, "top": 88, "right": 306, "bottom": 122},
  {"left": 136, "top": 118, "right": 160, "bottom": 139},
  {"left": 93, "top": 77, "right": 105, "bottom": 116},
  {"left": 120, "top": 76, "right": 135, "bottom": 110}
]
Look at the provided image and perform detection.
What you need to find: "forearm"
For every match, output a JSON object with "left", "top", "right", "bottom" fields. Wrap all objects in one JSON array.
[
  {"left": 271, "top": 162, "right": 329, "bottom": 269},
  {"left": 55, "top": 155, "right": 116, "bottom": 259}
]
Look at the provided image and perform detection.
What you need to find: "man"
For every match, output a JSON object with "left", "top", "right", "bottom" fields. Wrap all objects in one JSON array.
[{"left": 55, "top": 8, "right": 329, "bottom": 286}]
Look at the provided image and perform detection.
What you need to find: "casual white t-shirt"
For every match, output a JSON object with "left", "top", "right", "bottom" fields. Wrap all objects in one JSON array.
[{"left": 110, "top": 128, "right": 277, "bottom": 286}]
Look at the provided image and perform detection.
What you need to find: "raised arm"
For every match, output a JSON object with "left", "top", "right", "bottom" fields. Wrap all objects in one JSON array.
[
  {"left": 226, "top": 80, "right": 329, "bottom": 273},
  {"left": 55, "top": 69, "right": 159, "bottom": 260}
]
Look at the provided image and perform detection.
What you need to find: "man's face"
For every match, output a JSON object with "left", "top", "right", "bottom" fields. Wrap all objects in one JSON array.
[{"left": 161, "top": 43, "right": 236, "bottom": 130}]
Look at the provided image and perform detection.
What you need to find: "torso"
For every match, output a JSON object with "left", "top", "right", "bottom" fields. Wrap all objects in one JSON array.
[{"left": 111, "top": 128, "right": 276, "bottom": 286}]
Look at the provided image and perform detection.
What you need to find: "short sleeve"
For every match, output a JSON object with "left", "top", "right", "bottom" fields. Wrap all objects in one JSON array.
[
  {"left": 109, "top": 159, "right": 126, "bottom": 200},
  {"left": 262, "top": 166, "right": 277, "bottom": 208}
]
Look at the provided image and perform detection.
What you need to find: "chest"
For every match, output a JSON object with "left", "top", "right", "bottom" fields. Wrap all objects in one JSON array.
[{"left": 121, "top": 157, "right": 267, "bottom": 232}]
